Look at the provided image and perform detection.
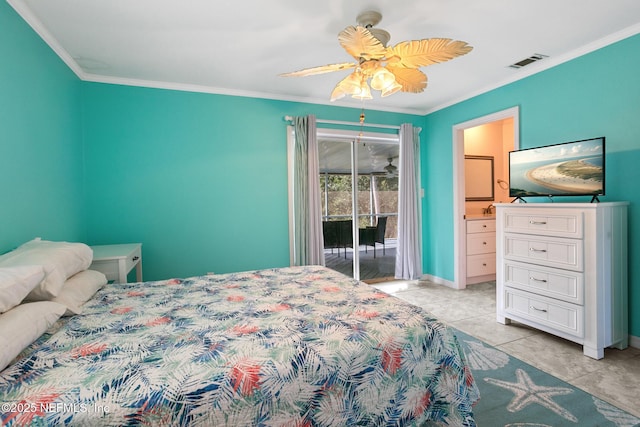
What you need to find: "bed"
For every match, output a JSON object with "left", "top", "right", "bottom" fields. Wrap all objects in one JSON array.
[{"left": 1, "top": 263, "right": 479, "bottom": 426}]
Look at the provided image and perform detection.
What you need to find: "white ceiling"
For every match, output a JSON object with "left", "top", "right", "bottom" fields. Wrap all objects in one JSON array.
[{"left": 9, "top": 0, "right": 640, "bottom": 115}]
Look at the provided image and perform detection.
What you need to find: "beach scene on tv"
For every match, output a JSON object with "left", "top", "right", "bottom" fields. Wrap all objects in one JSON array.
[{"left": 509, "top": 138, "right": 604, "bottom": 197}]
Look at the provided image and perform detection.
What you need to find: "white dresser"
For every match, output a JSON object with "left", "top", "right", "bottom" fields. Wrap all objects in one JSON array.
[
  {"left": 495, "top": 202, "right": 628, "bottom": 359},
  {"left": 466, "top": 217, "right": 496, "bottom": 285}
]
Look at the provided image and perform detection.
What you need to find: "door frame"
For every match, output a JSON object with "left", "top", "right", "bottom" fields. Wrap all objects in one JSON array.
[
  {"left": 287, "top": 126, "right": 399, "bottom": 281},
  {"left": 452, "top": 106, "right": 520, "bottom": 289}
]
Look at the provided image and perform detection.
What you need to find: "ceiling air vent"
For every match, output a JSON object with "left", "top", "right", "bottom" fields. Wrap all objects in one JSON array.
[{"left": 508, "top": 54, "right": 548, "bottom": 69}]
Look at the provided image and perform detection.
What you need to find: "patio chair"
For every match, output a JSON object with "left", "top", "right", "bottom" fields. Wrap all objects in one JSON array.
[
  {"left": 360, "top": 216, "right": 387, "bottom": 258},
  {"left": 323, "top": 220, "right": 353, "bottom": 258}
]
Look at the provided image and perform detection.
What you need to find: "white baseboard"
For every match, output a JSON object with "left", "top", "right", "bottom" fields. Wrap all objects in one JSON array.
[
  {"left": 420, "top": 274, "right": 458, "bottom": 289},
  {"left": 629, "top": 334, "right": 640, "bottom": 349}
]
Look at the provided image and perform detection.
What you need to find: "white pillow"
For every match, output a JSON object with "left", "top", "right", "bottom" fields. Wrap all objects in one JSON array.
[
  {"left": 0, "top": 239, "right": 93, "bottom": 301},
  {"left": 52, "top": 270, "right": 107, "bottom": 316},
  {"left": 0, "top": 265, "right": 45, "bottom": 313},
  {"left": 0, "top": 301, "right": 66, "bottom": 371}
]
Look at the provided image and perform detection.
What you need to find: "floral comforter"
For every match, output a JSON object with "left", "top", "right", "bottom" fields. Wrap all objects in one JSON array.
[{"left": 0, "top": 265, "right": 479, "bottom": 426}]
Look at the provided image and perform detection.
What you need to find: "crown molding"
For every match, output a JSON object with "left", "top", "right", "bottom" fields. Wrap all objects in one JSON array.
[
  {"left": 80, "top": 73, "right": 426, "bottom": 116},
  {"left": 7, "top": 0, "right": 88, "bottom": 80}
]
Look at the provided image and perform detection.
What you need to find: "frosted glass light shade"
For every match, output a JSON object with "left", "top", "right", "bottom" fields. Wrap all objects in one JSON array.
[
  {"left": 370, "top": 67, "right": 396, "bottom": 91},
  {"left": 351, "top": 82, "right": 372, "bottom": 99},
  {"left": 381, "top": 81, "right": 402, "bottom": 97}
]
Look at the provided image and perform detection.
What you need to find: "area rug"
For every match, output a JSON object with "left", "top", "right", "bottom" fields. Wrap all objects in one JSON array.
[{"left": 451, "top": 328, "right": 640, "bottom": 426}]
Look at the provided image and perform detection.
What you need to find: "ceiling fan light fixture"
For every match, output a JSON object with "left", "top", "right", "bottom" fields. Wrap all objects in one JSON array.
[
  {"left": 351, "top": 81, "right": 372, "bottom": 100},
  {"left": 384, "top": 157, "right": 398, "bottom": 176},
  {"left": 381, "top": 81, "right": 402, "bottom": 97},
  {"left": 370, "top": 67, "right": 396, "bottom": 91},
  {"left": 331, "top": 72, "right": 363, "bottom": 100}
]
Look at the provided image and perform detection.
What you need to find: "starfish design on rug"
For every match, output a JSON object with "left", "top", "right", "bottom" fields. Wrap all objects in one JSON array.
[{"left": 485, "top": 368, "right": 577, "bottom": 422}]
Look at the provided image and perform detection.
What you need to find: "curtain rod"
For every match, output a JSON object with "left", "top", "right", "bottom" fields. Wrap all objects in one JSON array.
[{"left": 284, "top": 116, "right": 400, "bottom": 130}]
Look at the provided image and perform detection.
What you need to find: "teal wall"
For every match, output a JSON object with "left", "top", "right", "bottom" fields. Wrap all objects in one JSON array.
[
  {"left": 81, "top": 83, "right": 422, "bottom": 280},
  {"left": 421, "top": 34, "right": 640, "bottom": 336},
  {"left": 0, "top": 1, "right": 85, "bottom": 254}
]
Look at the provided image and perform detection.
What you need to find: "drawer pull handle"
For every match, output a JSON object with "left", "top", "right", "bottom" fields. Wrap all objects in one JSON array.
[
  {"left": 483, "top": 241, "right": 487, "bottom": 245},
  {"left": 530, "top": 277, "right": 548, "bottom": 283},
  {"left": 482, "top": 263, "right": 487, "bottom": 267},
  {"left": 530, "top": 306, "right": 548, "bottom": 313},
  {"left": 529, "top": 248, "right": 547, "bottom": 253},
  {"left": 530, "top": 220, "right": 547, "bottom": 225},
  {"left": 482, "top": 225, "right": 487, "bottom": 228},
  {"left": 132, "top": 256, "right": 140, "bottom": 261}
]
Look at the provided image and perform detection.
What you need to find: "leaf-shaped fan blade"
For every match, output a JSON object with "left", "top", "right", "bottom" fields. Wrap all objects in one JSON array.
[
  {"left": 386, "top": 66, "right": 428, "bottom": 93},
  {"left": 388, "top": 38, "right": 473, "bottom": 68},
  {"left": 338, "top": 26, "right": 387, "bottom": 61},
  {"left": 330, "top": 84, "right": 347, "bottom": 102},
  {"left": 280, "top": 62, "right": 355, "bottom": 77}
]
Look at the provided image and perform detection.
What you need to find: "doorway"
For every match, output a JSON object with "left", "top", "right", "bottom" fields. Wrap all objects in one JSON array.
[
  {"left": 452, "top": 107, "right": 520, "bottom": 289},
  {"left": 318, "top": 129, "right": 399, "bottom": 282}
]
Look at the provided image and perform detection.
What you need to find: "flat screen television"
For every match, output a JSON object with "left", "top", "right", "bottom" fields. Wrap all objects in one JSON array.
[{"left": 509, "top": 136, "right": 605, "bottom": 199}]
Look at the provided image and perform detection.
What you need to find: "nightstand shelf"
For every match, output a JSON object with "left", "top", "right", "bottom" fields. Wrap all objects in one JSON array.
[{"left": 90, "top": 243, "right": 142, "bottom": 283}]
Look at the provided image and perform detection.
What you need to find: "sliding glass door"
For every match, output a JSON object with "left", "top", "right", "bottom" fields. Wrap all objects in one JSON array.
[
  {"left": 319, "top": 139, "right": 355, "bottom": 277},
  {"left": 356, "top": 171, "right": 398, "bottom": 282},
  {"left": 318, "top": 130, "right": 399, "bottom": 281}
]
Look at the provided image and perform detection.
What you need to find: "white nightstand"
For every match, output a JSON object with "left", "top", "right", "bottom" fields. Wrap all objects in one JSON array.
[{"left": 90, "top": 243, "right": 142, "bottom": 283}]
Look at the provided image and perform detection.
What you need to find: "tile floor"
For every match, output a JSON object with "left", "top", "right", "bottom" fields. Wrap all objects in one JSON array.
[{"left": 372, "top": 279, "right": 640, "bottom": 418}]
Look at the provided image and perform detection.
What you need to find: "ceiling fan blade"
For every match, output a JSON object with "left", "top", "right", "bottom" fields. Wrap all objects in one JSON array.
[
  {"left": 338, "top": 26, "right": 387, "bottom": 61},
  {"left": 388, "top": 38, "right": 473, "bottom": 68},
  {"left": 330, "top": 80, "right": 348, "bottom": 101},
  {"left": 387, "top": 66, "right": 428, "bottom": 93},
  {"left": 280, "top": 62, "right": 356, "bottom": 77}
]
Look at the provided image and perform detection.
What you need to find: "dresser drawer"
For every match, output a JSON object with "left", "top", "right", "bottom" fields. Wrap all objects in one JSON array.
[
  {"left": 467, "top": 219, "right": 496, "bottom": 234},
  {"left": 504, "top": 233, "right": 583, "bottom": 271},
  {"left": 504, "top": 287, "right": 584, "bottom": 338},
  {"left": 467, "top": 232, "right": 496, "bottom": 255},
  {"left": 504, "top": 260, "right": 583, "bottom": 304},
  {"left": 503, "top": 209, "right": 583, "bottom": 238},
  {"left": 467, "top": 254, "right": 496, "bottom": 277}
]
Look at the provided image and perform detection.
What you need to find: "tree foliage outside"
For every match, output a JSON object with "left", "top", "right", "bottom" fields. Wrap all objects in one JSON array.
[{"left": 320, "top": 173, "right": 398, "bottom": 238}]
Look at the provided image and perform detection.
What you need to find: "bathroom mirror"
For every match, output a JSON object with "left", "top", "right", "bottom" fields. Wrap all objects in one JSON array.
[{"left": 465, "top": 155, "right": 494, "bottom": 201}]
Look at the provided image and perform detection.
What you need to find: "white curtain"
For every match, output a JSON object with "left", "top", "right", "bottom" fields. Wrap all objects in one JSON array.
[
  {"left": 292, "top": 115, "right": 325, "bottom": 266},
  {"left": 395, "top": 123, "right": 423, "bottom": 279}
]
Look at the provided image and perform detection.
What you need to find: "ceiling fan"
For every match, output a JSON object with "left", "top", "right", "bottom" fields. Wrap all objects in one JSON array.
[
  {"left": 384, "top": 157, "right": 398, "bottom": 177},
  {"left": 280, "top": 10, "right": 473, "bottom": 101}
]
